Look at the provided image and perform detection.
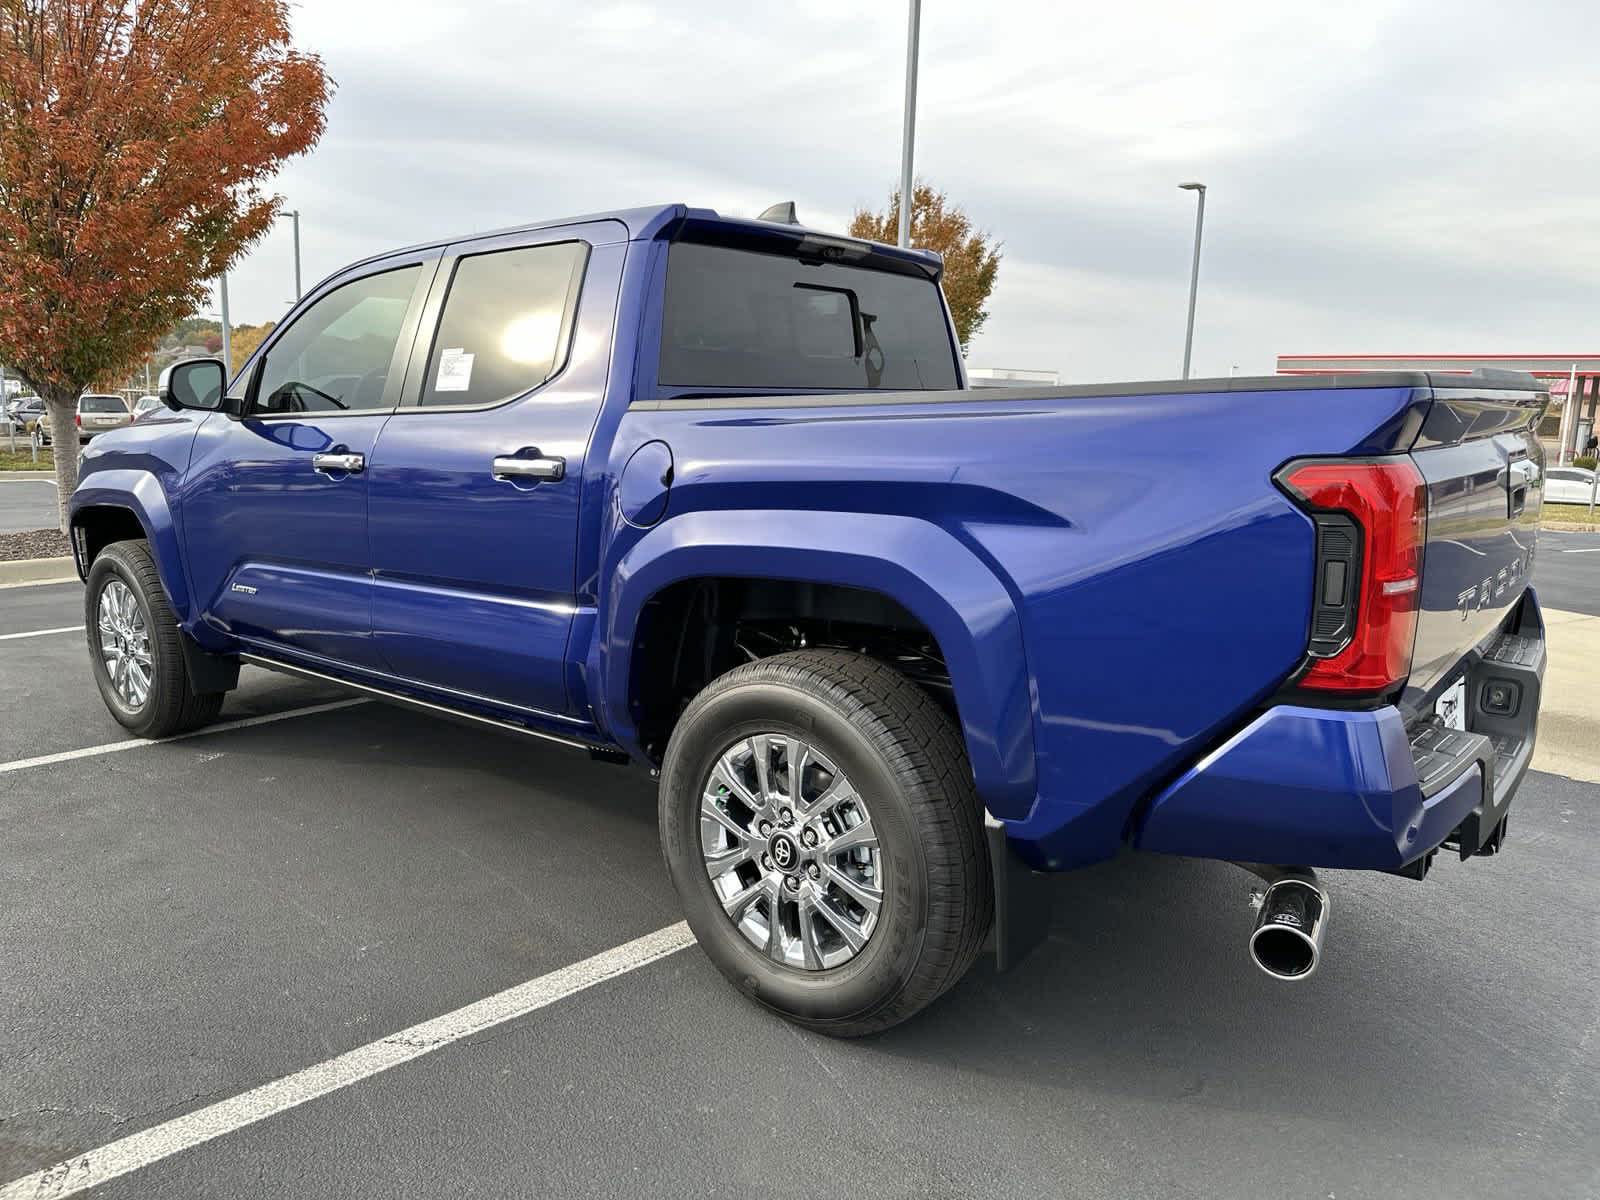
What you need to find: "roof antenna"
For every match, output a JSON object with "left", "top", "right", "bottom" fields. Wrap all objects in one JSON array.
[{"left": 758, "top": 201, "right": 800, "bottom": 225}]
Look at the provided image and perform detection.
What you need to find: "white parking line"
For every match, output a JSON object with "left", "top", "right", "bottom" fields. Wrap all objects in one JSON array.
[
  {"left": 0, "top": 921, "right": 695, "bottom": 1200},
  {"left": 0, "top": 698, "right": 369, "bottom": 775},
  {"left": 1559, "top": 546, "right": 1600, "bottom": 553},
  {"left": 0, "top": 624, "right": 81, "bottom": 641}
]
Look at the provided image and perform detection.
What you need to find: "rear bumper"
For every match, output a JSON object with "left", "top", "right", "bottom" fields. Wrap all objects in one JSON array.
[{"left": 1132, "top": 590, "right": 1545, "bottom": 871}]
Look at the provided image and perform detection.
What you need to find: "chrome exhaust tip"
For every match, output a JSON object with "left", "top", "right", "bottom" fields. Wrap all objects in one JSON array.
[{"left": 1247, "top": 872, "right": 1328, "bottom": 981}]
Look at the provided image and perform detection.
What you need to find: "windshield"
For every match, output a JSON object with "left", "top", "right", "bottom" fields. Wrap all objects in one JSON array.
[{"left": 658, "top": 242, "right": 958, "bottom": 391}]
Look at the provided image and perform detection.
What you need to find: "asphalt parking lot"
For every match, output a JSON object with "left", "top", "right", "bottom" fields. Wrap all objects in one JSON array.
[
  {"left": 0, "top": 479, "right": 57, "bottom": 535},
  {"left": 2, "top": 560, "right": 1597, "bottom": 1198}
]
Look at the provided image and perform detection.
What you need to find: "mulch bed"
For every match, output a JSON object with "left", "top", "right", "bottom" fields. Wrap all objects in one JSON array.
[{"left": 0, "top": 528, "right": 71, "bottom": 562}]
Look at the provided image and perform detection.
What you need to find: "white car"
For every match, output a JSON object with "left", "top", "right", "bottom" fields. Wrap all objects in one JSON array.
[
  {"left": 1545, "top": 466, "right": 1598, "bottom": 505},
  {"left": 132, "top": 394, "right": 163, "bottom": 421}
]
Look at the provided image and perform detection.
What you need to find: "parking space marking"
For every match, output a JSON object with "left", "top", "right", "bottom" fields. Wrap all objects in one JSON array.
[
  {"left": 0, "top": 698, "right": 369, "bottom": 775},
  {"left": 0, "top": 624, "right": 81, "bottom": 641},
  {"left": 0, "top": 921, "right": 694, "bottom": 1200}
]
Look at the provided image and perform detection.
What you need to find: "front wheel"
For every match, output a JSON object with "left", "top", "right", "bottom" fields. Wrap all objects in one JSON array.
[
  {"left": 86, "top": 540, "right": 225, "bottom": 738},
  {"left": 659, "top": 650, "right": 992, "bottom": 1036}
]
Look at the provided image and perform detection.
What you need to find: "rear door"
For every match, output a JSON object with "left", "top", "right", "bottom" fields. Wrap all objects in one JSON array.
[
  {"left": 365, "top": 221, "right": 625, "bottom": 718},
  {"left": 182, "top": 253, "right": 436, "bottom": 669},
  {"left": 1404, "top": 383, "right": 1546, "bottom": 716}
]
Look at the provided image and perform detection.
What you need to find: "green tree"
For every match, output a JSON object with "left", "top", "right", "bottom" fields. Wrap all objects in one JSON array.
[
  {"left": 0, "top": 0, "right": 331, "bottom": 526},
  {"left": 849, "top": 183, "right": 1001, "bottom": 352}
]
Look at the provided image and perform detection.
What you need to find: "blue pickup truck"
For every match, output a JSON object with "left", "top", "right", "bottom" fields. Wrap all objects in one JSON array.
[{"left": 69, "top": 204, "right": 1546, "bottom": 1035}]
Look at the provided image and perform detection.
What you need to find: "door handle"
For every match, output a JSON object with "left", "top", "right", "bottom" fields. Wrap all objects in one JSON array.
[
  {"left": 492, "top": 454, "right": 565, "bottom": 483},
  {"left": 312, "top": 452, "right": 365, "bottom": 475}
]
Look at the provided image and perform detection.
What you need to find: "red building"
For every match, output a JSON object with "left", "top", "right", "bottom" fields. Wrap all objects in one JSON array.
[{"left": 1277, "top": 354, "right": 1599, "bottom": 463}]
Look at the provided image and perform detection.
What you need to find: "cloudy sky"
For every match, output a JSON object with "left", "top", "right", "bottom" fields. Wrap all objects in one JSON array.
[{"left": 216, "top": 0, "right": 1597, "bottom": 383}]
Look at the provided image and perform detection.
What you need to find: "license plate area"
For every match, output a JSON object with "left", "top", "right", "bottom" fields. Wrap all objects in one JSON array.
[{"left": 1435, "top": 677, "right": 1468, "bottom": 732}]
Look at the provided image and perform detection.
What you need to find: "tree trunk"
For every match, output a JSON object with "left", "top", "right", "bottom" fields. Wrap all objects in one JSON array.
[{"left": 42, "top": 387, "right": 81, "bottom": 532}]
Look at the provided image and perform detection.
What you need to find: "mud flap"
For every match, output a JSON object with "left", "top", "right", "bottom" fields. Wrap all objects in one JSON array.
[
  {"left": 179, "top": 631, "right": 240, "bottom": 695},
  {"left": 986, "top": 814, "right": 1054, "bottom": 973}
]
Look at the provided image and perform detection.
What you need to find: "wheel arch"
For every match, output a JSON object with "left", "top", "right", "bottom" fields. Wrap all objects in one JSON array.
[
  {"left": 69, "top": 471, "right": 192, "bottom": 624},
  {"left": 598, "top": 509, "right": 1037, "bottom": 821}
]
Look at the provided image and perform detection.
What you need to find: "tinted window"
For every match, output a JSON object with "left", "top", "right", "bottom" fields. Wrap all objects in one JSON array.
[
  {"left": 255, "top": 265, "right": 421, "bottom": 414},
  {"left": 417, "top": 242, "right": 586, "bottom": 408},
  {"left": 81, "top": 395, "right": 126, "bottom": 413},
  {"left": 658, "top": 242, "right": 958, "bottom": 391}
]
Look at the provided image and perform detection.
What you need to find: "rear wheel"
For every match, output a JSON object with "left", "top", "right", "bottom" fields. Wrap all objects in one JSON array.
[
  {"left": 86, "top": 540, "right": 225, "bottom": 738},
  {"left": 659, "top": 650, "right": 991, "bottom": 1036}
]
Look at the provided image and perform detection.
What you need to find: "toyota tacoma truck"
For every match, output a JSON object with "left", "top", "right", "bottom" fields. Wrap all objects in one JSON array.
[{"left": 69, "top": 204, "right": 1547, "bottom": 1035}]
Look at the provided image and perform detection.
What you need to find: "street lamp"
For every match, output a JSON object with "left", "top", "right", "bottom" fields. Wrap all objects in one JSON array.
[
  {"left": 281, "top": 208, "right": 302, "bottom": 301},
  {"left": 217, "top": 207, "right": 300, "bottom": 379},
  {"left": 897, "top": 0, "right": 921, "bottom": 247},
  {"left": 1179, "top": 181, "right": 1206, "bottom": 380},
  {"left": 218, "top": 272, "right": 232, "bottom": 378}
]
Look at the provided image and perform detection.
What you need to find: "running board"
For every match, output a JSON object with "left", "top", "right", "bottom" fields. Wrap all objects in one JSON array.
[{"left": 238, "top": 653, "right": 617, "bottom": 756}]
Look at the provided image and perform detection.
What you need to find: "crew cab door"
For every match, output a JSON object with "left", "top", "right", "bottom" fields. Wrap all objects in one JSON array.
[
  {"left": 182, "top": 253, "right": 437, "bottom": 668},
  {"left": 365, "top": 222, "right": 624, "bottom": 718}
]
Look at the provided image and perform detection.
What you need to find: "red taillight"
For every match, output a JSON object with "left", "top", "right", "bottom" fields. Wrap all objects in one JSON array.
[
  {"left": 74, "top": 413, "right": 82, "bottom": 427},
  {"left": 1278, "top": 458, "right": 1427, "bottom": 694}
]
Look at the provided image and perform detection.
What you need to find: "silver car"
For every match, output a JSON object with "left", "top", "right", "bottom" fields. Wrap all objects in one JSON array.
[{"left": 34, "top": 393, "right": 133, "bottom": 447}]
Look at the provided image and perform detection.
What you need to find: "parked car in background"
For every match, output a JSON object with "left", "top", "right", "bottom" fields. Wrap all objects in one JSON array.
[
  {"left": 34, "top": 393, "right": 132, "bottom": 447},
  {"left": 4, "top": 395, "right": 45, "bottom": 435},
  {"left": 132, "top": 394, "right": 162, "bottom": 422},
  {"left": 1544, "top": 465, "right": 1597, "bottom": 505}
]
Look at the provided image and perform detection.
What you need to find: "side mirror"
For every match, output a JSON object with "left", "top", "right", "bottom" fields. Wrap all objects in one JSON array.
[{"left": 159, "top": 358, "right": 227, "bottom": 413}]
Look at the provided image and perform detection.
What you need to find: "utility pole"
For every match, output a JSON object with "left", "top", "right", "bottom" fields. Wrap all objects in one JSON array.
[
  {"left": 1179, "top": 182, "right": 1207, "bottom": 379},
  {"left": 219, "top": 273, "right": 233, "bottom": 378},
  {"left": 288, "top": 209, "right": 302, "bottom": 300},
  {"left": 897, "top": 0, "right": 921, "bottom": 248}
]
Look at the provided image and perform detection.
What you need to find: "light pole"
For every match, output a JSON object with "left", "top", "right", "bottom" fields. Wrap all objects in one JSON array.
[
  {"left": 897, "top": 0, "right": 921, "bottom": 247},
  {"left": 284, "top": 208, "right": 302, "bottom": 301},
  {"left": 218, "top": 273, "right": 232, "bottom": 378},
  {"left": 1179, "top": 181, "right": 1206, "bottom": 379}
]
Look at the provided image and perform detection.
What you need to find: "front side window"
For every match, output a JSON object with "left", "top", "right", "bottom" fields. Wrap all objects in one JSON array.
[
  {"left": 417, "top": 242, "right": 586, "bottom": 408},
  {"left": 254, "top": 265, "right": 422, "bottom": 415}
]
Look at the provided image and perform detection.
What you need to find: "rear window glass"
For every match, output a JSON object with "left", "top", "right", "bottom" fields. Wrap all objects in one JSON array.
[
  {"left": 658, "top": 242, "right": 958, "bottom": 391},
  {"left": 81, "top": 395, "right": 125, "bottom": 413}
]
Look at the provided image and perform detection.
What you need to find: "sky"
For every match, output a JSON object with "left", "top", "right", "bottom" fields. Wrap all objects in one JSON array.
[{"left": 214, "top": 0, "right": 1599, "bottom": 384}]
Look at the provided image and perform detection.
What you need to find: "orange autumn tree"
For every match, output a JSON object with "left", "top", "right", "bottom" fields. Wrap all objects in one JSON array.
[
  {"left": 0, "top": 0, "right": 329, "bottom": 525},
  {"left": 849, "top": 183, "right": 1001, "bottom": 352}
]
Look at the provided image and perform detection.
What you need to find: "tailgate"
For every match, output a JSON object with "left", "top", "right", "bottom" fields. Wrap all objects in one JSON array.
[{"left": 1403, "top": 377, "right": 1546, "bottom": 721}]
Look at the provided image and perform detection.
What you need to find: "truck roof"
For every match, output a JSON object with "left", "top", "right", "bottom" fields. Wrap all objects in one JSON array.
[{"left": 330, "top": 204, "right": 944, "bottom": 293}]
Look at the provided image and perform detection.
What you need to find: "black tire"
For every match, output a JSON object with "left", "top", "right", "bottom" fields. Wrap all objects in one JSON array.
[
  {"left": 660, "top": 650, "right": 992, "bottom": 1036},
  {"left": 85, "top": 540, "right": 226, "bottom": 738}
]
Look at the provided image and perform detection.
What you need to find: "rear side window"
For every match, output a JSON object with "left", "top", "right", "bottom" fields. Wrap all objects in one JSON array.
[
  {"left": 417, "top": 242, "right": 587, "bottom": 408},
  {"left": 658, "top": 242, "right": 958, "bottom": 391},
  {"left": 80, "top": 395, "right": 126, "bottom": 413}
]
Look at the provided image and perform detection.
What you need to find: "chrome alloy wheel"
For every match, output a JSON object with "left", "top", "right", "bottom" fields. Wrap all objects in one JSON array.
[
  {"left": 97, "top": 578, "right": 153, "bottom": 709},
  {"left": 700, "top": 734, "right": 884, "bottom": 971}
]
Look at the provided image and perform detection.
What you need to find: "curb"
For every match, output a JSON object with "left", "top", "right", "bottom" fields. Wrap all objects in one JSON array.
[
  {"left": 0, "top": 556, "right": 76, "bottom": 587},
  {"left": 0, "top": 471, "right": 56, "bottom": 481},
  {"left": 1542, "top": 521, "right": 1599, "bottom": 533}
]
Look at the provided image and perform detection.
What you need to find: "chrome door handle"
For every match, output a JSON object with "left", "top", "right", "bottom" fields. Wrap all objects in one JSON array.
[
  {"left": 492, "top": 454, "right": 565, "bottom": 483},
  {"left": 312, "top": 452, "right": 365, "bottom": 475}
]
